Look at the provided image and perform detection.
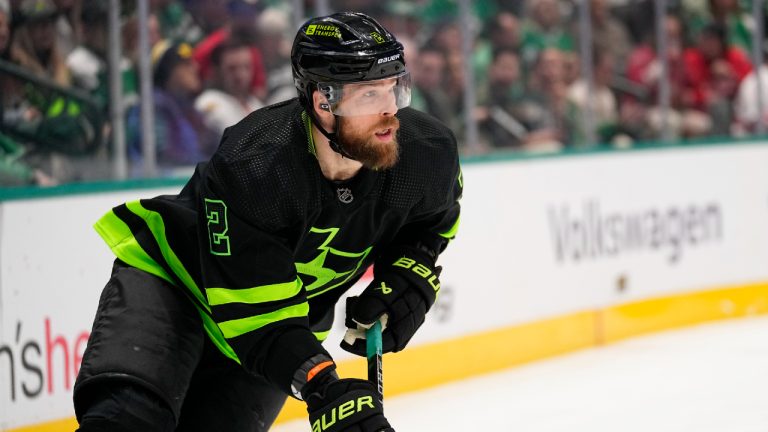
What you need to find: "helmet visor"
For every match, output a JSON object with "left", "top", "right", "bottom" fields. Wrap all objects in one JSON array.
[{"left": 317, "top": 72, "right": 411, "bottom": 117}]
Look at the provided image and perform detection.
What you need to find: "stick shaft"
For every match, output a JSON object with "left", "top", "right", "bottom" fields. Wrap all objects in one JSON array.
[{"left": 366, "top": 320, "right": 383, "bottom": 404}]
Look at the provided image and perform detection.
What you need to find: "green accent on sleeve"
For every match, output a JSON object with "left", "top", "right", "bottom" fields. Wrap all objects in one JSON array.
[
  {"left": 218, "top": 302, "right": 310, "bottom": 339},
  {"left": 457, "top": 168, "right": 463, "bottom": 189},
  {"left": 302, "top": 111, "right": 317, "bottom": 156},
  {"left": 439, "top": 215, "right": 460, "bottom": 239},
  {"left": 206, "top": 278, "right": 303, "bottom": 306},
  {"left": 313, "top": 329, "right": 331, "bottom": 342}
]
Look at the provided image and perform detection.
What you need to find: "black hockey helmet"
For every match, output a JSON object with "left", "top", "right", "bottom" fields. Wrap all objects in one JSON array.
[{"left": 291, "top": 12, "right": 411, "bottom": 117}]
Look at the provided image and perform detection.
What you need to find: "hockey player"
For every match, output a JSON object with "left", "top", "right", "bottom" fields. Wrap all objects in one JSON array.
[{"left": 73, "top": 11, "right": 461, "bottom": 432}]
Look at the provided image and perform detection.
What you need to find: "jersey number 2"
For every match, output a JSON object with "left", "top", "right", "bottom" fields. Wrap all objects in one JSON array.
[{"left": 205, "top": 199, "right": 231, "bottom": 256}]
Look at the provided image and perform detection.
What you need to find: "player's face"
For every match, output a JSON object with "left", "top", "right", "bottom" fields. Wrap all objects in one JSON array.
[
  {"left": 337, "top": 112, "right": 400, "bottom": 170},
  {"left": 334, "top": 78, "right": 400, "bottom": 117}
]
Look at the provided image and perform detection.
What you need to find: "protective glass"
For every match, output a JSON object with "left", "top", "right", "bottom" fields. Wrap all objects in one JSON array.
[{"left": 317, "top": 72, "right": 411, "bottom": 116}]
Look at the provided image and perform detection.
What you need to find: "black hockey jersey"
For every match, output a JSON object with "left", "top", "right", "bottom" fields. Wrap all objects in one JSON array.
[{"left": 94, "top": 98, "right": 462, "bottom": 394}]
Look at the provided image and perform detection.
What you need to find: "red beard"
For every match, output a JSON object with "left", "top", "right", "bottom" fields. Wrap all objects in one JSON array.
[{"left": 337, "top": 115, "right": 400, "bottom": 170}]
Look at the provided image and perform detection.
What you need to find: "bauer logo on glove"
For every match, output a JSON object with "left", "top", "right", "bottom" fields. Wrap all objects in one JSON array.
[
  {"left": 341, "top": 246, "right": 441, "bottom": 356},
  {"left": 392, "top": 256, "right": 440, "bottom": 293}
]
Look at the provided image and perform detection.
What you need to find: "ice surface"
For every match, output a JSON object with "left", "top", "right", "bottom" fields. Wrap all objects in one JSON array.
[{"left": 272, "top": 316, "right": 768, "bottom": 431}]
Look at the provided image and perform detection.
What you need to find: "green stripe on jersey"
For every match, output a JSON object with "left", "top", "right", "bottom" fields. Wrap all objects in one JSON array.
[
  {"left": 198, "top": 310, "right": 241, "bottom": 364},
  {"left": 95, "top": 201, "right": 241, "bottom": 363},
  {"left": 313, "top": 329, "right": 331, "bottom": 342},
  {"left": 125, "top": 200, "right": 210, "bottom": 312},
  {"left": 439, "top": 214, "right": 460, "bottom": 239},
  {"left": 207, "top": 278, "right": 303, "bottom": 306},
  {"left": 94, "top": 210, "right": 176, "bottom": 286},
  {"left": 219, "top": 302, "right": 310, "bottom": 339}
]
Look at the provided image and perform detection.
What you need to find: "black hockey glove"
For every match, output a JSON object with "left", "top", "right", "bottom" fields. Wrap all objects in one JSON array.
[
  {"left": 341, "top": 246, "right": 440, "bottom": 356},
  {"left": 304, "top": 375, "right": 394, "bottom": 432}
]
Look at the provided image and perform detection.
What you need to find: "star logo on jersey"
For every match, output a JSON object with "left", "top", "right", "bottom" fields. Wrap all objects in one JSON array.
[
  {"left": 337, "top": 187, "right": 354, "bottom": 204},
  {"left": 295, "top": 227, "right": 372, "bottom": 298}
]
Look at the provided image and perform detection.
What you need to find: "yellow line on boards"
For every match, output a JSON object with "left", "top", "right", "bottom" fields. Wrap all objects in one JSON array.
[
  {"left": 602, "top": 281, "right": 768, "bottom": 343},
  {"left": 8, "top": 282, "right": 768, "bottom": 431},
  {"left": 5, "top": 418, "right": 79, "bottom": 432}
]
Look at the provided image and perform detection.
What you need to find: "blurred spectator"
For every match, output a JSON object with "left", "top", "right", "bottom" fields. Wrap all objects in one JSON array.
[
  {"left": 419, "top": 0, "right": 497, "bottom": 24},
  {"left": 0, "top": 128, "right": 50, "bottom": 185},
  {"left": 67, "top": 0, "right": 138, "bottom": 110},
  {"left": 151, "top": 0, "right": 206, "bottom": 45},
  {"left": 426, "top": 19, "right": 482, "bottom": 138},
  {"left": 0, "top": 0, "right": 45, "bottom": 186},
  {"left": 194, "top": 38, "right": 263, "bottom": 136},
  {"left": 483, "top": 47, "right": 527, "bottom": 148},
  {"left": 562, "top": 51, "right": 580, "bottom": 86},
  {"left": 1, "top": 0, "right": 78, "bottom": 185},
  {"left": 1, "top": 0, "right": 34, "bottom": 129},
  {"left": 253, "top": 7, "right": 293, "bottom": 105},
  {"left": 474, "top": 11, "right": 522, "bottom": 102},
  {"left": 52, "top": 0, "right": 80, "bottom": 56},
  {"left": 520, "top": 0, "right": 575, "bottom": 71},
  {"left": 331, "top": 0, "right": 382, "bottom": 15},
  {"left": 428, "top": 19, "right": 463, "bottom": 59},
  {"left": 625, "top": 14, "right": 687, "bottom": 100},
  {"left": 122, "top": 12, "right": 163, "bottom": 70},
  {"left": 409, "top": 45, "right": 455, "bottom": 128},
  {"left": 512, "top": 47, "right": 577, "bottom": 151},
  {"left": 619, "top": 0, "right": 656, "bottom": 45},
  {"left": 488, "top": 11, "right": 522, "bottom": 52},
  {"left": 734, "top": 44, "right": 768, "bottom": 134},
  {"left": 376, "top": 1, "right": 425, "bottom": 43},
  {"left": 192, "top": 0, "right": 267, "bottom": 99},
  {"left": 6, "top": 0, "right": 103, "bottom": 178},
  {"left": 0, "top": 0, "right": 8, "bottom": 58},
  {"left": 0, "top": 115, "right": 58, "bottom": 186},
  {"left": 685, "top": 0, "right": 753, "bottom": 52},
  {"left": 623, "top": 13, "right": 690, "bottom": 139},
  {"left": 188, "top": 0, "right": 231, "bottom": 34},
  {"left": 682, "top": 23, "right": 751, "bottom": 135},
  {"left": 429, "top": 16, "right": 492, "bottom": 87},
  {"left": 127, "top": 40, "right": 218, "bottom": 175},
  {"left": 567, "top": 47, "right": 621, "bottom": 145},
  {"left": 497, "top": 0, "right": 524, "bottom": 16},
  {"left": 10, "top": 0, "right": 70, "bottom": 86},
  {"left": 583, "top": 0, "right": 632, "bottom": 71}
]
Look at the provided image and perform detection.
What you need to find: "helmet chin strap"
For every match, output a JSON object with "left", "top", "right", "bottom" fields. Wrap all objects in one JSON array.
[{"left": 309, "top": 104, "right": 357, "bottom": 160}]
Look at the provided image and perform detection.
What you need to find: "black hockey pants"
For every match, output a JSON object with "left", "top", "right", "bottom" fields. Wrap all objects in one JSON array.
[{"left": 73, "top": 260, "right": 287, "bottom": 431}]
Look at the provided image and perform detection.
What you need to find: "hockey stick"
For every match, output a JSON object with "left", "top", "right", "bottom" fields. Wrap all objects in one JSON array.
[{"left": 366, "top": 320, "right": 384, "bottom": 406}]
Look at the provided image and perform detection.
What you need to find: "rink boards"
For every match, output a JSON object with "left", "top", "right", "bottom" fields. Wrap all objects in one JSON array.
[{"left": 1, "top": 141, "right": 768, "bottom": 430}]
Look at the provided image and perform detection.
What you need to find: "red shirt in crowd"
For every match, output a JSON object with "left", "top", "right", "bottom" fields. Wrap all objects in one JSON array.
[
  {"left": 682, "top": 46, "right": 752, "bottom": 110},
  {"left": 193, "top": 29, "right": 267, "bottom": 94}
]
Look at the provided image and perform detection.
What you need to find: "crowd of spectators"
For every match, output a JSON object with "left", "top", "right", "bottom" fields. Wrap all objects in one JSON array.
[{"left": 0, "top": 0, "right": 767, "bottom": 186}]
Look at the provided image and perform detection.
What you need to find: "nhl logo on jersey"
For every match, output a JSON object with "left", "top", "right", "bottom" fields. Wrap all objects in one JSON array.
[{"left": 336, "top": 187, "right": 353, "bottom": 204}]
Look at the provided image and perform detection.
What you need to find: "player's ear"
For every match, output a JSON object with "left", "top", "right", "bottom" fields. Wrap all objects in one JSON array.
[
  {"left": 312, "top": 90, "right": 336, "bottom": 130},
  {"left": 312, "top": 90, "right": 332, "bottom": 113}
]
